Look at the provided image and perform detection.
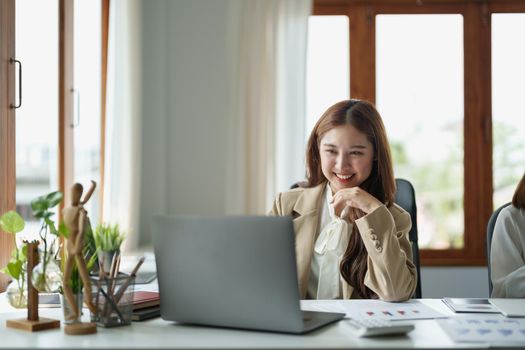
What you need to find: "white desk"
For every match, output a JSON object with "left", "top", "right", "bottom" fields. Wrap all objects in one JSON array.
[{"left": 1, "top": 297, "right": 507, "bottom": 350}]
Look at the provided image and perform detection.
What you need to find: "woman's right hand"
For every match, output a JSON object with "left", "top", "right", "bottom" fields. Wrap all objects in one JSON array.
[{"left": 330, "top": 187, "right": 383, "bottom": 218}]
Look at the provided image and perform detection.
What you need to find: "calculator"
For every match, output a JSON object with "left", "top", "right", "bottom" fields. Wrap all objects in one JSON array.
[{"left": 346, "top": 318, "right": 415, "bottom": 337}]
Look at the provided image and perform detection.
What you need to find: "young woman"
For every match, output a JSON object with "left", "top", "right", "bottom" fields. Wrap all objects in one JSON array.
[
  {"left": 270, "top": 99, "right": 416, "bottom": 301},
  {"left": 491, "top": 172, "right": 525, "bottom": 298}
]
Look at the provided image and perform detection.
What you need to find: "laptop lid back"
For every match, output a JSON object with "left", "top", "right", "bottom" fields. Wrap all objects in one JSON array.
[{"left": 152, "top": 215, "right": 304, "bottom": 332}]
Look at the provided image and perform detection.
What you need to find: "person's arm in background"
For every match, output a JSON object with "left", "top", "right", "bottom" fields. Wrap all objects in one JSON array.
[
  {"left": 269, "top": 193, "right": 283, "bottom": 216},
  {"left": 491, "top": 207, "right": 525, "bottom": 298}
]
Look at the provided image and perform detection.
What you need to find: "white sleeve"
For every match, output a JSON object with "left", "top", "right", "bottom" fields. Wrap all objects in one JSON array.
[{"left": 490, "top": 207, "right": 525, "bottom": 298}]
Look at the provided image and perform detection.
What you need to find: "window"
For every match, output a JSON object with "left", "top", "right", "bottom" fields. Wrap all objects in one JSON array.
[
  {"left": 376, "top": 14, "right": 464, "bottom": 249},
  {"left": 73, "top": 0, "right": 102, "bottom": 224},
  {"left": 15, "top": 0, "right": 60, "bottom": 242},
  {"left": 310, "top": 0, "right": 525, "bottom": 265},
  {"left": 0, "top": 0, "right": 108, "bottom": 291},
  {"left": 306, "top": 16, "right": 349, "bottom": 135},
  {"left": 492, "top": 13, "right": 525, "bottom": 209}
]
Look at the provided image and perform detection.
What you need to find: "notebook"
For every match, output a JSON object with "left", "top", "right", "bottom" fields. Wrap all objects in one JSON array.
[
  {"left": 133, "top": 291, "right": 160, "bottom": 310},
  {"left": 132, "top": 306, "right": 161, "bottom": 321},
  {"left": 152, "top": 215, "right": 345, "bottom": 334}
]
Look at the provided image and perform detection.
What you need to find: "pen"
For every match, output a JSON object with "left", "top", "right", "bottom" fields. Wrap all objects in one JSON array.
[{"left": 114, "top": 256, "right": 145, "bottom": 303}]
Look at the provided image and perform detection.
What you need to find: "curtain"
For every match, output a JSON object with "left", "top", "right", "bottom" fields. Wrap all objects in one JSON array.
[
  {"left": 225, "top": 0, "right": 311, "bottom": 215},
  {"left": 103, "top": 0, "right": 142, "bottom": 252}
]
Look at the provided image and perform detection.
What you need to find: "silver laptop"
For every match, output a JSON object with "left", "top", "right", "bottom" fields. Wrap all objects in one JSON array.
[{"left": 152, "top": 215, "right": 344, "bottom": 334}]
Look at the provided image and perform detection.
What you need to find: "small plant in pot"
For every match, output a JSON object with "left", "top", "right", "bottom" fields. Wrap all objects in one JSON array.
[
  {"left": 29, "top": 191, "right": 64, "bottom": 293},
  {"left": 0, "top": 211, "right": 28, "bottom": 308},
  {"left": 1, "top": 190, "right": 64, "bottom": 306},
  {"left": 59, "top": 241, "right": 97, "bottom": 323},
  {"left": 93, "top": 223, "right": 125, "bottom": 273}
]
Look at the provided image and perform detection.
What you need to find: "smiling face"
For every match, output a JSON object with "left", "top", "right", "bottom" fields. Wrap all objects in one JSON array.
[{"left": 319, "top": 124, "right": 375, "bottom": 194}]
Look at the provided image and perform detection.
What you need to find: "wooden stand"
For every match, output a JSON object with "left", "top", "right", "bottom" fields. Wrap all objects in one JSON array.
[
  {"left": 64, "top": 322, "right": 97, "bottom": 335},
  {"left": 6, "top": 241, "right": 60, "bottom": 332},
  {"left": 6, "top": 317, "right": 61, "bottom": 332}
]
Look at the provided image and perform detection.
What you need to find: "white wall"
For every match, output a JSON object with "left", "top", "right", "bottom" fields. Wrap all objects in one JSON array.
[
  {"left": 138, "top": 0, "right": 490, "bottom": 298},
  {"left": 421, "top": 267, "right": 489, "bottom": 298}
]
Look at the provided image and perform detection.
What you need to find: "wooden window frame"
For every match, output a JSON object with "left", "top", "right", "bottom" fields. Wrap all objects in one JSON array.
[
  {"left": 100, "top": 0, "right": 110, "bottom": 221},
  {"left": 313, "top": 0, "right": 525, "bottom": 266},
  {"left": 0, "top": 0, "right": 16, "bottom": 292},
  {"left": 59, "top": 0, "right": 75, "bottom": 212}
]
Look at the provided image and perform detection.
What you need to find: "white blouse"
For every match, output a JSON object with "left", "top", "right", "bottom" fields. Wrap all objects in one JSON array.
[
  {"left": 491, "top": 205, "right": 525, "bottom": 298},
  {"left": 307, "top": 185, "right": 352, "bottom": 299}
]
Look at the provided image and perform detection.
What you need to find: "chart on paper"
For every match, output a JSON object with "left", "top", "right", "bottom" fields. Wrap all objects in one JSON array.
[
  {"left": 437, "top": 316, "right": 525, "bottom": 344},
  {"left": 301, "top": 299, "right": 445, "bottom": 321}
]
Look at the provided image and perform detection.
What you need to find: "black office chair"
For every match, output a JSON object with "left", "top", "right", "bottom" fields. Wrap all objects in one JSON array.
[
  {"left": 486, "top": 202, "right": 511, "bottom": 297},
  {"left": 394, "top": 178, "right": 422, "bottom": 299},
  {"left": 290, "top": 178, "right": 422, "bottom": 298}
]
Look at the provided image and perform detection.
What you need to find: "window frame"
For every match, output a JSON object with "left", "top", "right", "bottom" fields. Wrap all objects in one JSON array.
[
  {"left": 59, "top": 0, "right": 75, "bottom": 213},
  {"left": 313, "top": 0, "right": 525, "bottom": 266},
  {"left": 0, "top": 0, "right": 16, "bottom": 292},
  {"left": 100, "top": 0, "right": 110, "bottom": 221}
]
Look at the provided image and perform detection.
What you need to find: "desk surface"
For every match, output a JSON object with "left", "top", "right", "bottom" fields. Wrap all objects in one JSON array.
[{"left": 0, "top": 297, "right": 503, "bottom": 350}]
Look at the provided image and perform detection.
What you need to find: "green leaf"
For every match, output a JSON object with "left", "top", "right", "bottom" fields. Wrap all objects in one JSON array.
[
  {"left": 93, "top": 223, "right": 125, "bottom": 251},
  {"left": 31, "top": 195, "right": 49, "bottom": 218},
  {"left": 6, "top": 260, "right": 22, "bottom": 280},
  {"left": 45, "top": 217, "right": 58, "bottom": 236},
  {"left": 58, "top": 221, "right": 70, "bottom": 238},
  {"left": 0, "top": 211, "right": 25, "bottom": 234},
  {"left": 19, "top": 245, "right": 27, "bottom": 262},
  {"left": 84, "top": 223, "right": 96, "bottom": 257},
  {"left": 86, "top": 252, "right": 97, "bottom": 271},
  {"left": 45, "top": 191, "right": 63, "bottom": 208},
  {"left": 31, "top": 190, "right": 62, "bottom": 218},
  {"left": 70, "top": 263, "right": 82, "bottom": 294},
  {"left": 9, "top": 244, "right": 26, "bottom": 266}
]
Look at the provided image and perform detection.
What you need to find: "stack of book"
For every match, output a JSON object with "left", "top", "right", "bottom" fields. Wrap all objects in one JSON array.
[{"left": 132, "top": 291, "right": 160, "bottom": 321}]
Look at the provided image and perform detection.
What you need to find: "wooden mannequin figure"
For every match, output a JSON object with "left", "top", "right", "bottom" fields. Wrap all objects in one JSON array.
[{"left": 61, "top": 180, "right": 98, "bottom": 335}]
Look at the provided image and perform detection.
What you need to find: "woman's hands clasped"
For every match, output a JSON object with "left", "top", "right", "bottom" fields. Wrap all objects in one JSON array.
[{"left": 329, "top": 187, "right": 383, "bottom": 219}]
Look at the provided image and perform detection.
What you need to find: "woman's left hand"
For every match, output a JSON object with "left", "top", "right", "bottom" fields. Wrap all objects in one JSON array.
[{"left": 330, "top": 187, "right": 383, "bottom": 218}]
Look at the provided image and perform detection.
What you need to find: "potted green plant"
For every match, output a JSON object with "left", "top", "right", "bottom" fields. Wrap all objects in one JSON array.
[
  {"left": 93, "top": 223, "right": 125, "bottom": 272},
  {"left": 0, "top": 211, "right": 28, "bottom": 308},
  {"left": 29, "top": 191, "right": 64, "bottom": 293},
  {"left": 59, "top": 243, "right": 97, "bottom": 324}
]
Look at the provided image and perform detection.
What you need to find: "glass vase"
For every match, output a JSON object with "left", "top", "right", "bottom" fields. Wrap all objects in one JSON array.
[
  {"left": 6, "top": 282, "right": 28, "bottom": 309},
  {"left": 31, "top": 257, "right": 62, "bottom": 293},
  {"left": 60, "top": 293, "right": 84, "bottom": 324}
]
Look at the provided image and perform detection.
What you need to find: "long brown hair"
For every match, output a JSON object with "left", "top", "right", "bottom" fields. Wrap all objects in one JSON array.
[
  {"left": 512, "top": 172, "right": 525, "bottom": 210},
  {"left": 305, "top": 99, "right": 396, "bottom": 298}
]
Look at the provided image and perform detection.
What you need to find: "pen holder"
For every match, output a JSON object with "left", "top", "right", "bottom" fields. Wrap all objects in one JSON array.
[{"left": 90, "top": 273, "right": 135, "bottom": 327}]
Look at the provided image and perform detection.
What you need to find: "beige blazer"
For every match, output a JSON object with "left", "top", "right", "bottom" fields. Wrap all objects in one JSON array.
[{"left": 270, "top": 182, "right": 417, "bottom": 301}]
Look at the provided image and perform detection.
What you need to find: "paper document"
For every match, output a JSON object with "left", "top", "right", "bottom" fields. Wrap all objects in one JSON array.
[
  {"left": 301, "top": 299, "right": 445, "bottom": 321},
  {"left": 442, "top": 298, "right": 500, "bottom": 313},
  {"left": 437, "top": 315, "right": 525, "bottom": 344},
  {"left": 490, "top": 298, "right": 525, "bottom": 317}
]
